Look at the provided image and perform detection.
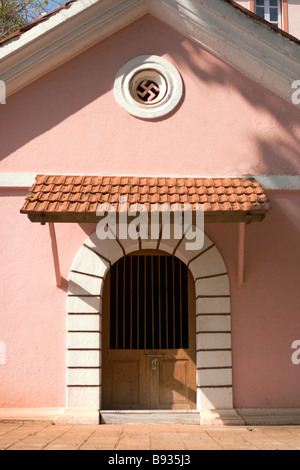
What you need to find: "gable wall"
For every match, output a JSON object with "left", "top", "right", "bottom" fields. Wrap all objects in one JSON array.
[{"left": 0, "top": 15, "right": 299, "bottom": 177}]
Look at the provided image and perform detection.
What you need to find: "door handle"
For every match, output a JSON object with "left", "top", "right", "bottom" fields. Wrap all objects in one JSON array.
[
  {"left": 144, "top": 354, "right": 166, "bottom": 357},
  {"left": 151, "top": 359, "right": 158, "bottom": 371}
]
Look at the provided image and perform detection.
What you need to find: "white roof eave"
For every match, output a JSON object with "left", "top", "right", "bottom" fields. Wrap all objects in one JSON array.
[{"left": 0, "top": 0, "right": 299, "bottom": 104}]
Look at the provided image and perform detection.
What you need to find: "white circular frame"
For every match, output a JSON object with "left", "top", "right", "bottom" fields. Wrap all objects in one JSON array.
[{"left": 114, "top": 55, "right": 183, "bottom": 119}]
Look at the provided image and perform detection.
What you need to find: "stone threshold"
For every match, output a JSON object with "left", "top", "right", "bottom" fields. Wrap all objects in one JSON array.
[
  {"left": 100, "top": 410, "right": 201, "bottom": 425},
  {"left": 0, "top": 408, "right": 300, "bottom": 426}
]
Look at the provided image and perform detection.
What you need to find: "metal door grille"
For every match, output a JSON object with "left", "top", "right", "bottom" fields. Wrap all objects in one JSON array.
[{"left": 110, "top": 256, "right": 189, "bottom": 350}]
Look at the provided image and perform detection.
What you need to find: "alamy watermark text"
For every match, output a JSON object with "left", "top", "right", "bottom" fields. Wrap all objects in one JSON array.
[
  {"left": 292, "top": 80, "right": 300, "bottom": 105},
  {"left": 96, "top": 196, "right": 204, "bottom": 251},
  {"left": 0, "top": 80, "right": 6, "bottom": 104},
  {"left": 291, "top": 340, "right": 300, "bottom": 365}
]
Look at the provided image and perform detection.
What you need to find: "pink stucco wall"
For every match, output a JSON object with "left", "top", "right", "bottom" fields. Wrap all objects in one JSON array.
[
  {"left": 287, "top": 0, "right": 300, "bottom": 39},
  {"left": 0, "top": 189, "right": 96, "bottom": 406},
  {"left": 211, "top": 191, "right": 300, "bottom": 408},
  {"left": 0, "top": 189, "right": 299, "bottom": 408},
  {"left": 0, "top": 16, "right": 299, "bottom": 408}
]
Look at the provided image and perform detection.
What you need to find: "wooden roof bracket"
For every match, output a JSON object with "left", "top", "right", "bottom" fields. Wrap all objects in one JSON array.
[
  {"left": 45, "top": 212, "right": 252, "bottom": 287},
  {"left": 238, "top": 212, "right": 253, "bottom": 285},
  {"left": 48, "top": 222, "right": 62, "bottom": 287},
  {"left": 238, "top": 222, "right": 246, "bottom": 285}
]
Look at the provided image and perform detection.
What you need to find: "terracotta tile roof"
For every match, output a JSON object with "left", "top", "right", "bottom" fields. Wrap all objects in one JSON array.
[
  {"left": 20, "top": 175, "right": 271, "bottom": 223},
  {"left": 0, "top": 1, "right": 75, "bottom": 46}
]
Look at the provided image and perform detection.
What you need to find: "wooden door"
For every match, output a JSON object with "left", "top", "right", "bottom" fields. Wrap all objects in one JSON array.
[{"left": 102, "top": 254, "right": 196, "bottom": 410}]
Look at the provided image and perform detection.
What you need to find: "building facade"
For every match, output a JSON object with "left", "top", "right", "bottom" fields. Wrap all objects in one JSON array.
[
  {"left": 236, "top": 0, "right": 300, "bottom": 38},
  {"left": 0, "top": 0, "right": 300, "bottom": 425}
]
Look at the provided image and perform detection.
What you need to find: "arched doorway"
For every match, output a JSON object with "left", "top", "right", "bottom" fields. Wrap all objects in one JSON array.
[
  {"left": 67, "top": 229, "right": 233, "bottom": 421},
  {"left": 102, "top": 252, "right": 196, "bottom": 411}
]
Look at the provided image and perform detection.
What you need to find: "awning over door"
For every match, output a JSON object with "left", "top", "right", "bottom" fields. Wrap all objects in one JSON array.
[
  {"left": 20, "top": 175, "right": 271, "bottom": 286},
  {"left": 20, "top": 175, "right": 271, "bottom": 224}
]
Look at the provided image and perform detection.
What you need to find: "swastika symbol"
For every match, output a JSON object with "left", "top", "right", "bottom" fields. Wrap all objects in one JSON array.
[{"left": 136, "top": 80, "right": 160, "bottom": 102}]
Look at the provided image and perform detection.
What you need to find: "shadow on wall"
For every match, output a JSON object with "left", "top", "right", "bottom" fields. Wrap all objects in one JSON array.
[
  {"left": 170, "top": 37, "right": 300, "bottom": 175},
  {"left": 0, "top": 15, "right": 299, "bottom": 175}
]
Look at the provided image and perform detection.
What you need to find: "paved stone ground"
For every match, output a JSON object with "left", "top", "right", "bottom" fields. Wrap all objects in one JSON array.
[{"left": 0, "top": 423, "right": 300, "bottom": 450}]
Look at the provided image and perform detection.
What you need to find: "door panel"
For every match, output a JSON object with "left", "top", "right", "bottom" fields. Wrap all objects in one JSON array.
[
  {"left": 107, "top": 351, "right": 149, "bottom": 409},
  {"left": 159, "top": 359, "right": 189, "bottom": 406},
  {"left": 102, "top": 254, "right": 196, "bottom": 411},
  {"left": 111, "top": 359, "right": 140, "bottom": 405}
]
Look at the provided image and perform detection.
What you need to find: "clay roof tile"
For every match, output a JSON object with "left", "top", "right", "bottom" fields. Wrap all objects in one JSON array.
[{"left": 20, "top": 175, "right": 271, "bottom": 222}]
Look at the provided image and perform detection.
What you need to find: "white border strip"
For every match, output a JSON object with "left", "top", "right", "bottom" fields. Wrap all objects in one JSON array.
[
  {"left": 0, "top": 173, "right": 300, "bottom": 190},
  {"left": 254, "top": 175, "right": 300, "bottom": 190},
  {"left": 0, "top": 172, "right": 37, "bottom": 187}
]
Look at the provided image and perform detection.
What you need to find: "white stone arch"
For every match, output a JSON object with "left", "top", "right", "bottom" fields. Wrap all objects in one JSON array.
[{"left": 67, "top": 229, "right": 233, "bottom": 416}]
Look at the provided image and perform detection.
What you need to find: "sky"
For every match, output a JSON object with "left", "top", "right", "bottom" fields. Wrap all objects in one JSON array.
[{"left": 45, "top": 0, "right": 68, "bottom": 13}]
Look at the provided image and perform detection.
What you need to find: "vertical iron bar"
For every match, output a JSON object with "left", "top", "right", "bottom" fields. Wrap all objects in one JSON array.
[
  {"left": 137, "top": 256, "right": 140, "bottom": 349},
  {"left": 158, "top": 256, "right": 161, "bottom": 349},
  {"left": 172, "top": 256, "right": 176, "bottom": 349},
  {"left": 151, "top": 256, "right": 155, "bottom": 349},
  {"left": 123, "top": 257, "right": 126, "bottom": 349},
  {"left": 130, "top": 256, "right": 133, "bottom": 350},
  {"left": 179, "top": 262, "right": 183, "bottom": 349},
  {"left": 115, "top": 261, "right": 118, "bottom": 349},
  {"left": 165, "top": 256, "right": 169, "bottom": 349},
  {"left": 144, "top": 256, "right": 147, "bottom": 349}
]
